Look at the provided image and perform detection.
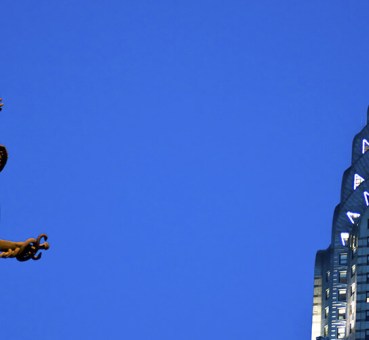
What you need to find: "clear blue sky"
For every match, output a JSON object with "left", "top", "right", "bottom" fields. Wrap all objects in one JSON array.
[{"left": 1, "top": 1, "right": 369, "bottom": 339}]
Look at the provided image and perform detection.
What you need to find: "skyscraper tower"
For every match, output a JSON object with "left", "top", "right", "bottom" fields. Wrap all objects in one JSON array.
[{"left": 311, "top": 108, "right": 369, "bottom": 340}]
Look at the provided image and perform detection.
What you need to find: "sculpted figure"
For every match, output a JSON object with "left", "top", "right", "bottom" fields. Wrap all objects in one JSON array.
[
  {"left": 0, "top": 144, "right": 8, "bottom": 171},
  {"left": 0, "top": 98, "right": 49, "bottom": 261},
  {"left": 0, "top": 234, "right": 49, "bottom": 261}
]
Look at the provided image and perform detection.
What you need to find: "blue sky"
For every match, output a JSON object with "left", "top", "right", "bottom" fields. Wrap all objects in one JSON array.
[{"left": 1, "top": 1, "right": 369, "bottom": 339}]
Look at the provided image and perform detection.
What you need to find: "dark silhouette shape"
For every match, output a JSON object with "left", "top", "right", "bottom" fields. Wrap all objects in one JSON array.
[
  {"left": 0, "top": 98, "right": 49, "bottom": 261},
  {"left": 0, "top": 234, "right": 49, "bottom": 261}
]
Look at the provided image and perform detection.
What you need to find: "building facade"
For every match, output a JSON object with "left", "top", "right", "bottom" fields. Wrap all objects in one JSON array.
[{"left": 312, "top": 109, "right": 369, "bottom": 340}]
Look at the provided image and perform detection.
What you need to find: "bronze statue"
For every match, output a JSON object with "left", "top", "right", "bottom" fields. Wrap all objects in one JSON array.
[
  {"left": 0, "top": 234, "right": 49, "bottom": 261},
  {"left": 0, "top": 98, "right": 49, "bottom": 261}
]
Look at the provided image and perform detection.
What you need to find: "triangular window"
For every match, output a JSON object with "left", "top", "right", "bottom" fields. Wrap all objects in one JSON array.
[
  {"left": 354, "top": 174, "right": 365, "bottom": 190},
  {"left": 340, "top": 232, "right": 349, "bottom": 246},
  {"left": 364, "top": 191, "right": 369, "bottom": 206},
  {"left": 363, "top": 139, "right": 369, "bottom": 154},
  {"left": 347, "top": 211, "right": 361, "bottom": 224}
]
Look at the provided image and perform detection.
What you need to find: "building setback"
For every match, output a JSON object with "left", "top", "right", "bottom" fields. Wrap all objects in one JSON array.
[{"left": 311, "top": 108, "right": 369, "bottom": 340}]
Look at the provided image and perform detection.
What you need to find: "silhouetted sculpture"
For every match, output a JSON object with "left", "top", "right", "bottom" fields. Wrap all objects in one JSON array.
[
  {"left": 0, "top": 98, "right": 49, "bottom": 261},
  {"left": 0, "top": 234, "right": 49, "bottom": 261},
  {"left": 0, "top": 145, "right": 8, "bottom": 172}
]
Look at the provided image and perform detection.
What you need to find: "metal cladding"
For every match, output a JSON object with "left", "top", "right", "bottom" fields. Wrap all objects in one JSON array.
[{"left": 311, "top": 108, "right": 369, "bottom": 340}]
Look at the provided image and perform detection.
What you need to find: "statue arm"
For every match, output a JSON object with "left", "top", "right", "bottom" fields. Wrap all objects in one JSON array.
[{"left": 0, "top": 235, "right": 49, "bottom": 261}]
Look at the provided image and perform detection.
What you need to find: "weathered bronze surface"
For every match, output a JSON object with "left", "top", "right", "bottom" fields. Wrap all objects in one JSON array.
[{"left": 0, "top": 98, "right": 49, "bottom": 261}]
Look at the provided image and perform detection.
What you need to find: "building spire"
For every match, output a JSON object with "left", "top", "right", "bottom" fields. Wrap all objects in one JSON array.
[{"left": 311, "top": 107, "right": 369, "bottom": 340}]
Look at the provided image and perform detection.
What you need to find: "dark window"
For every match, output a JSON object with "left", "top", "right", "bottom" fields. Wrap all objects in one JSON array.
[
  {"left": 339, "top": 271, "right": 348, "bottom": 283},
  {"left": 366, "top": 273, "right": 369, "bottom": 283},
  {"left": 365, "top": 329, "right": 369, "bottom": 340},
  {"left": 338, "top": 289, "right": 346, "bottom": 301},
  {"left": 367, "top": 236, "right": 369, "bottom": 246},
  {"left": 340, "top": 253, "right": 348, "bottom": 265},
  {"left": 326, "top": 271, "right": 330, "bottom": 282},
  {"left": 366, "top": 311, "right": 369, "bottom": 321}
]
